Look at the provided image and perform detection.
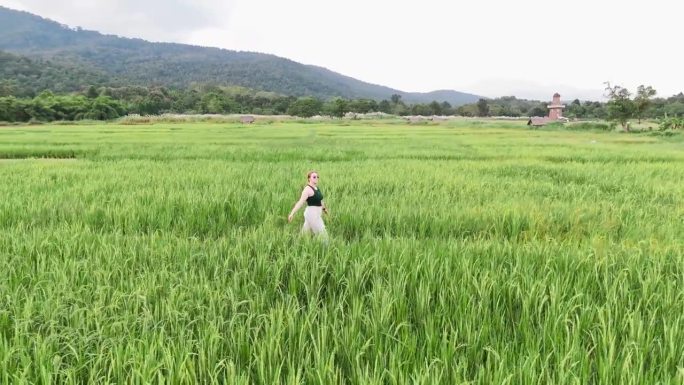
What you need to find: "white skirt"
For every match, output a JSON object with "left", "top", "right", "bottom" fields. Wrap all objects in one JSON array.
[{"left": 302, "top": 206, "right": 326, "bottom": 236}]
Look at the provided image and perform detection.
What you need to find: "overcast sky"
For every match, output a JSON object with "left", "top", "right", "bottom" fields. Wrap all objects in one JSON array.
[{"left": 2, "top": 0, "right": 682, "bottom": 100}]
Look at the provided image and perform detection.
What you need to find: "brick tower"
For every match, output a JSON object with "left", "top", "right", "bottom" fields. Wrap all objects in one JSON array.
[{"left": 547, "top": 93, "right": 565, "bottom": 120}]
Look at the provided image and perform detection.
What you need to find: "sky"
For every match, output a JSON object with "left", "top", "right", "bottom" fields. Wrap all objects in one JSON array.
[{"left": 2, "top": 0, "right": 683, "bottom": 100}]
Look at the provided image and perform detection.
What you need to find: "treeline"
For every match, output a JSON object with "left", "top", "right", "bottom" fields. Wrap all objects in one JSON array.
[
  {"left": 457, "top": 95, "right": 684, "bottom": 119},
  {"left": 0, "top": 92, "right": 125, "bottom": 122},
  {"left": 2, "top": 85, "right": 684, "bottom": 123},
  {"left": 0, "top": 86, "right": 461, "bottom": 122},
  {"left": 456, "top": 97, "right": 609, "bottom": 118}
]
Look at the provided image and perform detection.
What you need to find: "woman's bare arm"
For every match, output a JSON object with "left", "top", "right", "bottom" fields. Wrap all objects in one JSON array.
[{"left": 288, "top": 188, "right": 313, "bottom": 222}]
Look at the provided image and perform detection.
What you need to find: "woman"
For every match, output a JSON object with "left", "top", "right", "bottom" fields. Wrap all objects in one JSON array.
[{"left": 288, "top": 170, "right": 328, "bottom": 237}]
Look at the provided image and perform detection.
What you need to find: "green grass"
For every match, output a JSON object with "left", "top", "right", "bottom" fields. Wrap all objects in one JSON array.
[{"left": 0, "top": 120, "right": 683, "bottom": 384}]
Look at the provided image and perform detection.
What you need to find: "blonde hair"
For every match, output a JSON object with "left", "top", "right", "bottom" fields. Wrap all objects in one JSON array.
[{"left": 307, "top": 170, "right": 318, "bottom": 182}]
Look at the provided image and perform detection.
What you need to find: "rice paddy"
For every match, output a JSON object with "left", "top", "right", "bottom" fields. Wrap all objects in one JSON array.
[{"left": 0, "top": 120, "right": 683, "bottom": 384}]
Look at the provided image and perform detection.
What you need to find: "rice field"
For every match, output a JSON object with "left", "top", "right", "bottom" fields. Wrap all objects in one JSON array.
[{"left": 0, "top": 120, "right": 683, "bottom": 384}]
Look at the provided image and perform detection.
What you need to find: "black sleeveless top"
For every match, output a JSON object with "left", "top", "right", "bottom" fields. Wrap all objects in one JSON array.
[{"left": 306, "top": 185, "right": 323, "bottom": 206}]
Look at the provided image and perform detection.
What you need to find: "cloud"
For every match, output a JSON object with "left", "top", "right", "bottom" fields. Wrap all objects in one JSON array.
[
  {"left": 1, "top": 0, "right": 682, "bottom": 98},
  {"left": 0, "top": 0, "right": 236, "bottom": 41}
]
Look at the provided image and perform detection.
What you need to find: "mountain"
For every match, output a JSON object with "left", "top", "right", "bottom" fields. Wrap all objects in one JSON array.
[
  {"left": 0, "top": 6, "right": 480, "bottom": 105},
  {"left": 0, "top": 50, "right": 121, "bottom": 97}
]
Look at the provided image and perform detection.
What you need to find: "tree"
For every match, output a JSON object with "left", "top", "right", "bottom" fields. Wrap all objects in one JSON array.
[
  {"left": 457, "top": 104, "right": 478, "bottom": 117},
  {"left": 83, "top": 96, "right": 125, "bottom": 120},
  {"left": 0, "top": 97, "right": 20, "bottom": 122},
  {"left": 565, "top": 99, "right": 585, "bottom": 118},
  {"left": 488, "top": 104, "right": 504, "bottom": 116},
  {"left": 664, "top": 101, "right": 684, "bottom": 117},
  {"left": 378, "top": 100, "right": 391, "bottom": 114},
  {"left": 0, "top": 81, "right": 17, "bottom": 97},
  {"left": 322, "top": 97, "right": 348, "bottom": 118},
  {"left": 604, "top": 82, "right": 635, "bottom": 131},
  {"left": 390, "top": 94, "right": 402, "bottom": 104},
  {"left": 527, "top": 103, "right": 547, "bottom": 117},
  {"left": 429, "top": 101, "right": 442, "bottom": 115},
  {"left": 634, "top": 85, "right": 656, "bottom": 123},
  {"left": 287, "top": 97, "right": 323, "bottom": 117},
  {"left": 476, "top": 98, "right": 489, "bottom": 117},
  {"left": 501, "top": 105, "right": 522, "bottom": 117},
  {"left": 136, "top": 88, "right": 173, "bottom": 114},
  {"left": 86, "top": 85, "right": 99, "bottom": 99},
  {"left": 440, "top": 101, "right": 453, "bottom": 115},
  {"left": 348, "top": 99, "right": 376, "bottom": 113},
  {"left": 392, "top": 103, "right": 408, "bottom": 116},
  {"left": 411, "top": 103, "right": 432, "bottom": 116},
  {"left": 272, "top": 96, "right": 296, "bottom": 114}
]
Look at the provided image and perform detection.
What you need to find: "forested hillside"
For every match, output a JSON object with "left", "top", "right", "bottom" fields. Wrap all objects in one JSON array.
[{"left": 0, "top": 6, "right": 479, "bottom": 105}]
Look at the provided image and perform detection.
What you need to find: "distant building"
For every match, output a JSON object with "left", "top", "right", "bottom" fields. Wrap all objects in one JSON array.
[
  {"left": 528, "top": 117, "right": 550, "bottom": 127},
  {"left": 527, "top": 93, "right": 568, "bottom": 127},
  {"left": 548, "top": 93, "right": 565, "bottom": 120}
]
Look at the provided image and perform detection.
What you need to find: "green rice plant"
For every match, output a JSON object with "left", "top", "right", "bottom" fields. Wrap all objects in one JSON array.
[{"left": 0, "top": 121, "right": 683, "bottom": 384}]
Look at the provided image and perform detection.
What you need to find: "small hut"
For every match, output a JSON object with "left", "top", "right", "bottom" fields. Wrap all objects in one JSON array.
[{"left": 527, "top": 117, "right": 549, "bottom": 127}]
